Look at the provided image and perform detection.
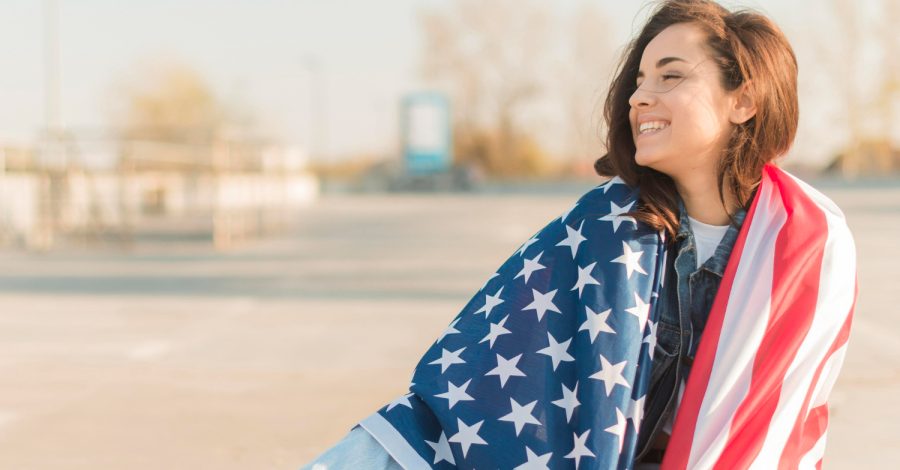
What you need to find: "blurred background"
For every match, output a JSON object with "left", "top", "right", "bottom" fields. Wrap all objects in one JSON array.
[{"left": 0, "top": 0, "right": 897, "bottom": 468}]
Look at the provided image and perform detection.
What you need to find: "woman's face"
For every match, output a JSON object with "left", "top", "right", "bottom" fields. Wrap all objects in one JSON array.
[{"left": 628, "top": 22, "right": 742, "bottom": 180}]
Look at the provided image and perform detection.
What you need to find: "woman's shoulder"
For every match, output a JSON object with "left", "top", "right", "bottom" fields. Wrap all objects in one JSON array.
[
  {"left": 767, "top": 165, "right": 855, "bottom": 244},
  {"left": 560, "top": 176, "right": 641, "bottom": 226}
]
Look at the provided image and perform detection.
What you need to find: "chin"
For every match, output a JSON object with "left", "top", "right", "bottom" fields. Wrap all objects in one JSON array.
[
  {"left": 634, "top": 150, "right": 661, "bottom": 169},
  {"left": 634, "top": 152, "right": 678, "bottom": 177}
]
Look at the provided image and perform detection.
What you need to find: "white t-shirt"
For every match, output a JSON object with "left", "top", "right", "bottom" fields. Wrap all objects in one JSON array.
[
  {"left": 688, "top": 216, "right": 731, "bottom": 269},
  {"left": 661, "top": 216, "right": 730, "bottom": 435}
]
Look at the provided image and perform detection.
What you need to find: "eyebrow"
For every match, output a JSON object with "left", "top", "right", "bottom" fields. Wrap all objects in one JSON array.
[{"left": 636, "top": 57, "right": 689, "bottom": 79}]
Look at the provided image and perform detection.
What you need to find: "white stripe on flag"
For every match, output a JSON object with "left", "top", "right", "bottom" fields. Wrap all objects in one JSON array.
[
  {"left": 686, "top": 180, "right": 787, "bottom": 469},
  {"left": 798, "top": 429, "right": 828, "bottom": 470},
  {"left": 359, "top": 413, "right": 432, "bottom": 470},
  {"left": 808, "top": 344, "right": 848, "bottom": 413},
  {"left": 747, "top": 189, "right": 857, "bottom": 469}
]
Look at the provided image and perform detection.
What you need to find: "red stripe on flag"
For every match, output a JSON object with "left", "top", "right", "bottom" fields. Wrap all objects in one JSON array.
[
  {"left": 659, "top": 168, "right": 770, "bottom": 470},
  {"left": 710, "top": 165, "right": 830, "bottom": 469},
  {"left": 777, "top": 296, "right": 855, "bottom": 468}
]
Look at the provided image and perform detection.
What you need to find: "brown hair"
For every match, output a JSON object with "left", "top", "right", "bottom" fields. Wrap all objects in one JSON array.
[{"left": 594, "top": 0, "right": 798, "bottom": 239}]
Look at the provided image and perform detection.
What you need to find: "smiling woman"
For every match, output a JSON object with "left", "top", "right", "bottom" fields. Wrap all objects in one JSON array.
[
  {"left": 301, "top": 1, "right": 856, "bottom": 469},
  {"left": 596, "top": 0, "right": 799, "bottom": 236}
]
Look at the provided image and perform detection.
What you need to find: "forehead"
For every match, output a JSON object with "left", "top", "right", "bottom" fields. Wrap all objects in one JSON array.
[{"left": 639, "top": 22, "right": 709, "bottom": 68}]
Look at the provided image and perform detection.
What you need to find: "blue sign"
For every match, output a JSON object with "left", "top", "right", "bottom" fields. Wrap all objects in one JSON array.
[{"left": 401, "top": 92, "right": 452, "bottom": 175}]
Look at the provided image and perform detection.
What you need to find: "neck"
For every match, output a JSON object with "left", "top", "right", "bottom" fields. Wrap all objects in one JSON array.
[{"left": 673, "top": 172, "right": 736, "bottom": 226}]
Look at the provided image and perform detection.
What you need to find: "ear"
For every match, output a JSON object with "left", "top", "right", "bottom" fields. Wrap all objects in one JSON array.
[{"left": 729, "top": 81, "right": 757, "bottom": 124}]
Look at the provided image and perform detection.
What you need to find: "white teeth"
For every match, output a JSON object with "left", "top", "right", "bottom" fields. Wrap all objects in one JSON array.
[{"left": 639, "top": 121, "right": 670, "bottom": 134}]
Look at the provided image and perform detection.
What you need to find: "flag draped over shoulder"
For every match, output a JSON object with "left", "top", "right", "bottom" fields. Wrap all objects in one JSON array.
[
  {"left": 661, "top": 165, "right": 857, "bottom": 470},
  {"left": 358, "top": 164, "right": 856, "bottom": 470}
]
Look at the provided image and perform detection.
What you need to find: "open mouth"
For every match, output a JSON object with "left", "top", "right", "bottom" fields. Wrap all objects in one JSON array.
[{"left": 638, "top": 126, "right": 669, "bottom": 139}]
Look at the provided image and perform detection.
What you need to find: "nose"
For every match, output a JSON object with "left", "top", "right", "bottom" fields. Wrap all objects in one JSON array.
[{"left": 628, "top": 84, "right": 656, "bottom": 109}]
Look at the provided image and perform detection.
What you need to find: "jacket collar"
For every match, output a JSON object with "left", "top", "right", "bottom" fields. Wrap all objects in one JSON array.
[{"left": 674, "top": 196, "right": 746, "bottom": 277}]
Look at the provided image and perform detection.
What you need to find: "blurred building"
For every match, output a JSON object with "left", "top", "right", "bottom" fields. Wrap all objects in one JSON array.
[{"left": 0, "top": 130, "right": 318, "bottom": 251}]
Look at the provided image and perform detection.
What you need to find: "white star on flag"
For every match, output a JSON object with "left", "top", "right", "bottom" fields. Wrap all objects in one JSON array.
[
  {"left": 536, "top": 331, "right": 574, "bottom": 371},
  {"left": 551, "top": 381, "right": 580, "bottom": 423},
  {"left": 481, "top": 271, "right": 499, "bottom": 290},
  {"left": 602, "top": 175, "right": 625, "bottom": 193},
  {"left": 559, "top": 201, "right": 578, "bottom": 223},
  {"left": 386, "top": 392, "right": 413, "bottom": 411},
  {"left": 564, "top": 429, "right": 596, "bottom": 470},
  {"left": 589, "top": 355, "right": 631, "bottom": 396},
  {"left": 598, "top": 200, "right": 636, "bottom": 232},
  {"left": 485, "top": 353, "right": 527, "bottom": 388},
  {"left": 498, "top": 397, "right": 542, "bottom": 436},
  {"left": 523, "top": 288, "right": 561, "bottom": 321},
  {"left": 571, "top": 262, "right": 601, "bottom": 298},
  {"left": 643, "top": 321, "right": 658, "bottom": 359},
  {"left": 515, "top": 251, "right": 546, "bottom": 284},
  {"left": 604, "top": 407, "right": 628, "bottom": 455},
  {"left": 625, "top": 292, "right": 650, "bottom": 332},
  {"left": 474, "top": 286, "right": 505, "bottom": 317},
  {"left": 578, "top": 306, "right": 616, "bottom": 344},
  {"left": 628, "top": 395, "right": 646, "bottom": 434},
  {"left": 516, "top": 234, "right": 540, "bottom": 256},
  {"left": 437, "top": 317, "right": 461, "bottom": 343},
  {"left": 435, "top": 378, "right": 475, "bottom": 409},
  {"left": 556, "top": 220, "right": 587, "bottom": 258},
  {"left": 611, "top": 241, "right": 647, "bottom": 279},
  {"left": 479, "top": 314, "right": 512, "bottom": 348},
  {"left": 425, "top": 431, "right": 456, "bottom": 465},
  {"left": 429, "top": 347, "right": 466, "bottom": 373},
  {"left": 514, "top": 446, "right": 553, "bottom": 470},
  {"left": 448, "top": 418, "right": 488, "bottom": 457}
]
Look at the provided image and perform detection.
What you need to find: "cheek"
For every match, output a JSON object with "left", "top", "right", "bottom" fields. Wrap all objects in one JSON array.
[{"left": 670, "top": 96, "right": 728, "bottom": 146}]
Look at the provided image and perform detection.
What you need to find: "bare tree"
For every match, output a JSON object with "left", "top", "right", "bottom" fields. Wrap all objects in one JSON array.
[
  {"left": 114, "top": 60, "right": 223, "bottom": 144},
  {"left": 871, "top": 0, "right": 900, "bottom": 170},
  {"left": 817, "top": 0, "right": 899, "bottom": 175},
  {"left": 557, "top": 3, "right": 616, "bottom": 174},
  {"left": 108, "top": 60, "right": 261, "bottom": 172},
  {"left": 417, "top": 0, "right": 554, "bottom": 176}
]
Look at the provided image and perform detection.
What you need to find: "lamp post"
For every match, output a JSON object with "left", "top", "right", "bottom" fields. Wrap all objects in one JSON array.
[
  {"left": 43, "top": 0, "right": 61, "bottom": 137},
  {"left": 302, "top": 55, "right": 327, "bottom": 164}
]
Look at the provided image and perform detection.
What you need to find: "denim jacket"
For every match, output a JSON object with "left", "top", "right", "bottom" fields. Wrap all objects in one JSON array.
[{"left": 634, "top": 201, "right": 746, "bottom": 463}]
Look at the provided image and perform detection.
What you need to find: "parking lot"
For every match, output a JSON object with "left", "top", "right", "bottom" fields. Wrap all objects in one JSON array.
[{"left": 0, "top": 184, "right": 897, "bottom": 469}]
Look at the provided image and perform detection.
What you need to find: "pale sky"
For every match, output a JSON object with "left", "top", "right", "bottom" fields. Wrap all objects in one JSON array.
[{"left": 0, "top": 0, "right": 888, "bottom": 167}]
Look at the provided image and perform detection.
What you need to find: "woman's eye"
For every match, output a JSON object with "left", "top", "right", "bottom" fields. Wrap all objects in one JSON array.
[{"left": 635, "top": 75, "right": 681, "bottom": 87}]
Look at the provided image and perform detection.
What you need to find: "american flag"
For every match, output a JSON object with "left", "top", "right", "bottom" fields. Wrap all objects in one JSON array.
[
  {"left": 359, "top": 164, "right": 856, "bottom": 470},
  {"left": 662, "top": 165, "right": 856, "bottom": 469}
]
